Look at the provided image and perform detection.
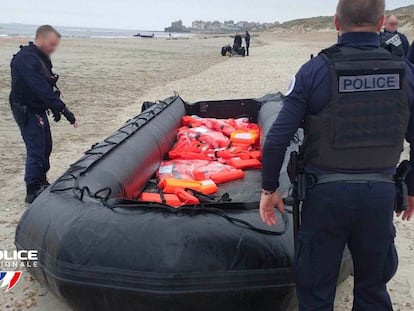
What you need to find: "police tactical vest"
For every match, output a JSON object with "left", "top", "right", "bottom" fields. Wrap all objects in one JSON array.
[
  {"left": 18, "top": 45, "right": 59, "bottom": 88},
  {"left": 302, "top": 46, "right": 409, "bottom": 170},
  {"left": 12, "top": 45, "right": 59, "bottom": 89}
]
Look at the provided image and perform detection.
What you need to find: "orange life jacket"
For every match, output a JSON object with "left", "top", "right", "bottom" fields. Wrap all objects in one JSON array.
[
  {"left": 193, "top": 162, "right": 245, "bottom": 184},
  {"left": 230, "top": 130, "right": 260, "bottom": 145},
  {"left": 227, "top": 158, "right": 262, "bottom": 170},
  {"left": 158, "top": 160, "right": 211, "bottom": 181},
  {"left": 159, "top": 178, "right": 218, "bottom": 195},
  {"left": 139, "top": 193, "right": 182, "bottom": 208},
  {"left": 178, "top": 126, "right": 229, "bottom": 148},
  {"left": 173, "top": 189, "right": 200, "bottom": 205},
  {"left": 209, "top": 169, "right": 245, "bottom": 184},
  {"left": 182, "top": 116, "right": 236, "bottom": 137}
]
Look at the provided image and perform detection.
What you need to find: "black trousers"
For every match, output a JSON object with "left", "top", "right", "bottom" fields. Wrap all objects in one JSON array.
[
  {"left": 20, "top": 111, "right": 52, "bottom": 186},
  {"left": 294, "top": 182, "right": 397, "bottom": 311}
]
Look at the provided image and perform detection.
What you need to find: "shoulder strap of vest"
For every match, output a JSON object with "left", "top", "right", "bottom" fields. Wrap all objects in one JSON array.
[
  {"left": 319, "top": 45, "right": 401, "bottom": 65},
  {"left": 30, "top": 49, "right": 59, "bottom": 88},
  {"left": 19, "top": 44, "right": 53, "bottom": 79},
  {"left": 33, "top": 53, "right": 53, "bottom": 79},
  {"left": 319, "top": 45, "right": 341, "bottom": 58}
]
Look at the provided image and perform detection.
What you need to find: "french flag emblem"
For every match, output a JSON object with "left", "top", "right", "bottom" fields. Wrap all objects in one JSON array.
[{"left": 0, "top": 271, "right": 23, "bottom": 292}]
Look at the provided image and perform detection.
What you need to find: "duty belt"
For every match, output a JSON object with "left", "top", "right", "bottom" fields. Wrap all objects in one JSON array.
[{"left": 308, "top": 173, "right": 395, "bottom": 186}]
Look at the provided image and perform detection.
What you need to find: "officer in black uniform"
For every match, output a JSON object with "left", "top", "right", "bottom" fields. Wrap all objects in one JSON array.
[
  {"left": 409, "top": 41, "right": 414, "bottom": 64},
  {"left": 245, "top": 31, "right": 251, "bottom": 56},
  {"left": 10, "top": 25, "right": 77, "bottom": 203},
  {"left": 260, "top": 0, "right": 414, "bottom": 310},
  {"left": 380, "top": 14, "right": 410, "bottom": 57}
]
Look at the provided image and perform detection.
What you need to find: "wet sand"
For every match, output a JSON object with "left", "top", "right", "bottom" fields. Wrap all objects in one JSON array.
[{"left": 0, "top": 32, "right": 413, "bottom": 310}]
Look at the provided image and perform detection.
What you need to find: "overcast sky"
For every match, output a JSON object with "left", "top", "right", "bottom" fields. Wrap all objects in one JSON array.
[{"left": 1, "top": 0, "right": 413, "bottom": 30}]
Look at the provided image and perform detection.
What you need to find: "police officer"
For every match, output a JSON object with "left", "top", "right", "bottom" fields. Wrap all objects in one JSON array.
[
  {"left": 380, "top": 15, "right": 410, "bottom": 57},
  {"left": 409, "top": 41, "right": 414, "bottom": 64},
  {"left": 10, "top": 25, "right": 77, "bottom": 203},
  {"left": 245, "top": 31, "right": 251, "bottom": 56},
  {"left": 260, "top": 0, "right": 414, "bottom": 310}
]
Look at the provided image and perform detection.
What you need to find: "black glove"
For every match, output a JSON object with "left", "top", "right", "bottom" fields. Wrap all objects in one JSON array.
[
  {"left": 62, "top": 107, "right": 76, "bottom": 125},
  {"left": 51, "top": 109, "right": 61, "bottom": 123}
]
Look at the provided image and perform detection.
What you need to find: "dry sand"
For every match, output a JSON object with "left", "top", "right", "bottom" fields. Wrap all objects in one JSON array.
[{"left": 0, "top": 32, "right": 413, "bottom": 310}]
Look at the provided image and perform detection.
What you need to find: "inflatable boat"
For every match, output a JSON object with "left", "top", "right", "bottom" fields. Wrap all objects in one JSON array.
[
  {"left": 134, "top": 33, "right": 155, "bottom": 38},
  {"left": 15, "top": 94, "right": 353, "bottom": 311}
]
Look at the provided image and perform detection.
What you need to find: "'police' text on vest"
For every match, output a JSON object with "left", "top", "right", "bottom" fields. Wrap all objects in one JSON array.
[{"left": 339, "top": 74, "right": 400, "bottom": 93}]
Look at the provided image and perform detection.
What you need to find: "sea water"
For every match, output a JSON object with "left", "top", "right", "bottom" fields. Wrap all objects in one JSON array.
[{"left": 0, "top": 23, "right": 192, "bottom": 39}]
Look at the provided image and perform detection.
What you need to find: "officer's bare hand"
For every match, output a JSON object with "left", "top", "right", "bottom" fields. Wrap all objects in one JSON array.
[
  {"left": 398, "top": 196, "right": 414, "bottom": 221},
  {"left": 260, "top": 191, "right": 285, "bottom": 227}
]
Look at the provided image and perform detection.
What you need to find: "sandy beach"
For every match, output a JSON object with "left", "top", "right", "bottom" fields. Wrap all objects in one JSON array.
[{"left": 0, "top": 32, "right": 413, "bottom": 310}]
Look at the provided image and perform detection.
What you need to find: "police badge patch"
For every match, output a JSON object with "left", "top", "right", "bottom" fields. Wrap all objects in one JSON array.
[
  {"left": 385, "top": 34, "right": 403, "bottom": 47},
  {"left": 285, "top": 76, "right": 296, "bottom": 96}
]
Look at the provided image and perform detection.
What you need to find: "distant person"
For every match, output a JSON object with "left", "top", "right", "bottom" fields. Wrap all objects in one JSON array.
[
  {"left": 233, "top": 34, "right": 242, "bottom": 50},
  {"left": 380, "top": 14, "right": 409, "bottom": 56},
  {"left": 409, "top": 41, "right": 414, "bottom": 64},
  {"left": 9, "top": 25, "right": 77, "bottom": 203},
  {"left": 245, "top": 31, "right": 251, "bottom": 56},
  {"left": 232, "top": 34, "right": 246, "bottom": 56}
]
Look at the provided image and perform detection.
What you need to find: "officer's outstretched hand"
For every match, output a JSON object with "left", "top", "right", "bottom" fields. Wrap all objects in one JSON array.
[
  {"left": 399, "top": 196, "right": 414, "bottom": 221},
  {"left": 62, "top": 107, "right": 77, "bottom": 128},
  {"left": 260, "top": 191, "right": 285, "bottom": 227}
]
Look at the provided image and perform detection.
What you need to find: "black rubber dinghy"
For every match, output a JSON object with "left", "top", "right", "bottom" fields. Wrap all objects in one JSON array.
[{"left": 15, "top": 94, "right": 353, "bottom": 311}]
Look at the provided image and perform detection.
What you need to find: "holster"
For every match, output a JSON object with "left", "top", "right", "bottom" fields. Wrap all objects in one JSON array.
[
  {"left": 10, "top": 101, "right": 28, "bottom": 128},
  {"left": 395, "top": 160, "right": 412, "bottom": 213},
  {"left": 287, "top": 151, "right": 305, "bottom": 244},
  {"left": 288, "top": 152, "right": 411, "bottom": 214},
  {"left": 287, "top": 151, "right": 307, "bottom": 201}
]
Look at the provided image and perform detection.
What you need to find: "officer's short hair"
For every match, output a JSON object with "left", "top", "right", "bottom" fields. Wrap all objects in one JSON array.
[
  {"left": 336, "top": 0, "right": 385, "bottom": 29},
  {"left": 35, "top": 25, "right": 61, "bottom": 39}
]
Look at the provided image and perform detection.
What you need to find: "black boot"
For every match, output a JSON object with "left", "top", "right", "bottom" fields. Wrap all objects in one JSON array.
[{"left": 25, "top": 183, "right": 47, "bottom": 204}]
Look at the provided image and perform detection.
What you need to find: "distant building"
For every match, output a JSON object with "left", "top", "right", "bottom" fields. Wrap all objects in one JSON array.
[
  {"left": 192, "top": 20, "right": 206, "bottom": 30},
  {"left": 211, "top": 21, "right": 222, "bottom": 31},
  {"left": 164, "top": 20, "right": 190, "bottom": 33},
  {"left": 237, "top": 21, "right": 250, "bottom": 30},
  {"left": 187, "top": 19, "right": 281, "bottom": 33}
]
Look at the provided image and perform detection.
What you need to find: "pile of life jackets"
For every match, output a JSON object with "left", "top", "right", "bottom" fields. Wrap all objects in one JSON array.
[{"left": 140, "top": 115, "right": 262, "bottom": 207}]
